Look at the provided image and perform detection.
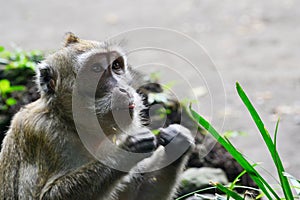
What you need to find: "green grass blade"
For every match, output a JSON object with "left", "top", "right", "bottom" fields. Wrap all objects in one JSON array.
[
  {"left": 189, "top": 108, "right": 279, "bottom": 200},
  {"left": 255, "top": 193, "right": 265, "bottom": 199},
  {"left": 273, "top": 123, "right": 294, "bottom": 200},
  {"left": 223, "top": 137, "right": 280, "bottom": 200},
  {"left": 236, "top": 82, "right": 294, "bottom": 200},
  {"left": 283, "top": 172, "right": 300, "bottom": 197},
  {"left": 273, "top": 118, "right": 280, "bottom": 150},
  {"left": 227, "top": 169, "right": 247, "bottom": 200},
  {"left": 230, "top": 170, "right": 247, "bottom": 189},
  {"left": 213, "top": 183, "right": 244, "bottom": 200},
  {"left": 228, "top": 163, "right": 259, "bottom": 196},
  {"left": 236, "top": 83, "right": 274, "bottom": 154}
]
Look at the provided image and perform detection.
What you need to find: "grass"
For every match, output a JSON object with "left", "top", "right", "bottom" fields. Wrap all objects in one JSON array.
[{"left": 185, "top": 82, "right": 299, "bottom": 200}]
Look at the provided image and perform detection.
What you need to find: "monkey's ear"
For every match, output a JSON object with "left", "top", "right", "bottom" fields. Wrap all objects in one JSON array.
[
  {"left": 64, "top": 32, "right": 80, "bottom": 47},
  {"left": 36, "top": 63, "right": 56, "bottom": 95}
]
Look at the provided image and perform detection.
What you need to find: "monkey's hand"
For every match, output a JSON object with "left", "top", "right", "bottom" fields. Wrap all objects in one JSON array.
[
  {"left": 158, "top": 124, "right": 195, "bottom": 152},
  {"left": 115, "top": 125, "right": 195, "bottom": 200},
  {"left": 121, "top": 128, "right": 158, "bottom": 153}
]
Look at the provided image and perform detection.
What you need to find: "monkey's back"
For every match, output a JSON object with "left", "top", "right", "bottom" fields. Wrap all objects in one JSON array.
[
  {"left": 0, "top": 100, "right": 67, "bottom": 199},
  {"left": 0, "top": 120, "right": 23, "bottom": 199},
  {"left": 0, "top": 100, "right": 47, "bottom": 198}
]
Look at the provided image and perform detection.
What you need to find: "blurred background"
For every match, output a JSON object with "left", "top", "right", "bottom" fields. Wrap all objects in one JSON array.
[{"left": 1, "top": 0, "right": 300, "bottom": 188}]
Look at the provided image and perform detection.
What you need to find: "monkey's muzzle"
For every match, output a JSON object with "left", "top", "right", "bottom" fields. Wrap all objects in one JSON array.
[{"left": 128, "top": 103, "right": 135, "bottom": 109}]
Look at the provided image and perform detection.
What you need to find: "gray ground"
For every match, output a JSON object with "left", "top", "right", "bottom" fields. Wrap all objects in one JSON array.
[{"left": 1, "top": 0, "right": 300, "bottom": 189}]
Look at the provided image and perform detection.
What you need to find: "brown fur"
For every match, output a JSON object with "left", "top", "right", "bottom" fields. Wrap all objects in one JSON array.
[{"left": 0, "top": 34, "right": 194, "bottom": 200}]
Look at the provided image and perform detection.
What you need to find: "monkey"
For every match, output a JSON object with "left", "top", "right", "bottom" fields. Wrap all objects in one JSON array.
[{"left": 0, "top": 33, "right": 195, "bottom": 200}]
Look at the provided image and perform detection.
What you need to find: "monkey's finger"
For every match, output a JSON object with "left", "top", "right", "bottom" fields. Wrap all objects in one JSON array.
[
  {"left": 158, "top": 127, "right": 179, "bottom": 146},
  {"left": 134, "top": 132, "right": 156, "bottom": 141},
  {"left": 126, "top": 130, "right": 156, "bottom": 145},
  {"left": 128, "top": 140, "right": 157, "bottom": 153},
  {"left": 126, "top": 134, "right": 156, "bottom": 148}
]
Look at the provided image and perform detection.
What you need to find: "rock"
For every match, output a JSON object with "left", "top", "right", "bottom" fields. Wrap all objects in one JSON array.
[
  {"left": 178, "top": 167, "right": 228, "bottom": 196},
  {"left": 187, "top": 134, "right": 258, "bottom": 193}
]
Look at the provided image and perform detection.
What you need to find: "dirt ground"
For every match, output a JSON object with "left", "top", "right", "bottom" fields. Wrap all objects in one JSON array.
[{"left": 1, "top": 0, "right": 300, "bottom": 186}]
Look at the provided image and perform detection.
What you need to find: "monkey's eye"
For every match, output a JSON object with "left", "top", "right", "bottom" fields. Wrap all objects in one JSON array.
[{"left": 111, "top": 57, "right": 124, "bottom": 74}]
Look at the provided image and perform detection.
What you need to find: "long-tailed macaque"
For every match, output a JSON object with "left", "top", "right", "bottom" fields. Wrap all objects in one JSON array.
[{"left": 0, "top": 33, "right": 194, "bottom": 200}]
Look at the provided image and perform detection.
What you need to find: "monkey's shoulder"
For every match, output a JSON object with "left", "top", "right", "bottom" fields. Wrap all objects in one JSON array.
[
  {"left": 9, "top": 100, "right": 52, "bottom": 135},
  {"left": 3, "top": 99, "right": 89, "bottom": 166}
]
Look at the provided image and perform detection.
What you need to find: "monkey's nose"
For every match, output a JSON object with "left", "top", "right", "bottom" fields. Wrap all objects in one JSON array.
[{"left": 118, "top": 88, "right": 132, "bottom": 98}]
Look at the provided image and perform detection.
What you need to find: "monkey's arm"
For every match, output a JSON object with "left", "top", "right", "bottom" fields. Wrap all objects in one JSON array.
[
  {"left": 40, "top": 129, "right": 157, "bottom": 200},
  {"left": 40, "top": 161, "right": 125, "bottom": 200},
  {"left": 135, "top": 149, "right": 191, "bottom": 200},
  {"left": 116, "top": 148, "right": 191, "bottom": 200}
]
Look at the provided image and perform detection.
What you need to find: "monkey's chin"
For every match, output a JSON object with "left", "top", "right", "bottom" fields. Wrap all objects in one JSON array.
[{"left": 98, "top": 105, "right": 135, "bottom": 131}]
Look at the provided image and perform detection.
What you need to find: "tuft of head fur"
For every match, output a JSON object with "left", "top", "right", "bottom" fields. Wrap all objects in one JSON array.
[{"left": 64, "top": 32, "right": 80, "bottom": 47}]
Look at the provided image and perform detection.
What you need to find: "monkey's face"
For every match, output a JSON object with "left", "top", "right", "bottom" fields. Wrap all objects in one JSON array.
[
  {"left": 75, "top": 48, "right": 143, "bottom": 131},
  {"left": 36, "top": 34, "right": 143, "bottom": 133}
]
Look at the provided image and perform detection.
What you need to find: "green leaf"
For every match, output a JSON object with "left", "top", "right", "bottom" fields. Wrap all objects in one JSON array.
[
  {"left": 25, "top": 61, "right": 36, "bottom": 69},
  {"left": 0, "top": 105, "right": 8, "bottom": 110},
  {"left": 273, "top": 118, "right": 280, "bottom": 155},
  {"left": 165, "top": 108, "right": 172, "bottom": 114},
  {"left": 5, "top": 98, "right": 17, "bottom": 106},
  {"left": 236, "top": 82, "right": 294, "bottom": 200},
  {"left": 0, "top": 46, "right": 4, "bottom": 52},
  {"left": 229, "top": 163, "right": 259, "bottom": 190},
  {"left": 151, "top": 129, "right": 160, "bottom": 135},
  {"left": 189, "top": 106, "right": 279, "bottom": 199},
  {"left": 8, "top": 85, "right": 26, "bottom": 92},
  {"left": 0, "top": 49, "right": 12, "bottom": 59},
  {"left": 0, "top": 79, "right": 11, "bottom": 94},
  {"left": 255, "top": 193, "right": 265, "bottom": 199},
  {"left": 283, "top": 172, "right": 300, "bottom": 196}
]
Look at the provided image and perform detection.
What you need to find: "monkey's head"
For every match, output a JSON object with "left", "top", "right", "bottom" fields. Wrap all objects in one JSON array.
[{"left": 36, "top": 33, "right": 144, "bottom": 133}]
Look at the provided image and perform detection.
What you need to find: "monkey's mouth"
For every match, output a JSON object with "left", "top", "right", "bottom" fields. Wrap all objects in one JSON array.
[
  {"left": 128, "top": 102, "right": 135, "bottom": 118},
  {"left": 128, "top": 103, "right": 135, "bottom": 109}
]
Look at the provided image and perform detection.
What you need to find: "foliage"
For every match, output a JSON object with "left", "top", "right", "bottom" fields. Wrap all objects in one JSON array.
[
  {"left": 0, "top": 79, "right": 25, "bottom": 110},
  {"left": 0, "top": 47, "right": 43, "bottom": 200},
  {"left": 186, "top": 82, "right": 299, "bottom": 200},
  {"left": 0, "top": 46, "right": 43, "bottom": 127},
  {"left": 0, "top": 45, "right": 43, "bottom": 70}
]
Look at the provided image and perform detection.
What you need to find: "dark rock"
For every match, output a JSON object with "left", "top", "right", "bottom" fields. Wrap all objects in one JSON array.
[{"left": 178, "top": 167, "right": 228, "bottom": 196}]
